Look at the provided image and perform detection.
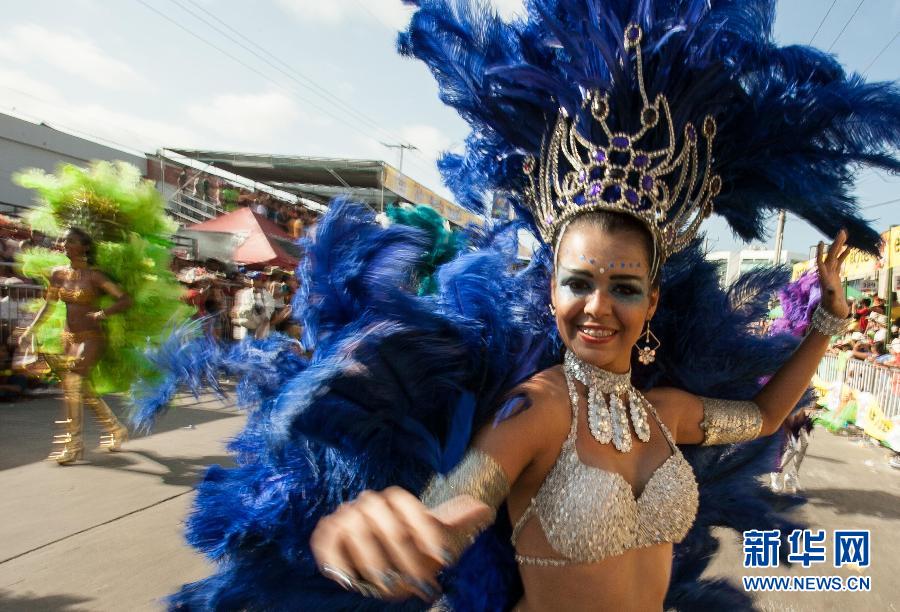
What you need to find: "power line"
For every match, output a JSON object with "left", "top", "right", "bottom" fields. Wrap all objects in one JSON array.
[
  {"left": 134, "top": 0, "right": 458, "bottom": 197},
  {"left": 0, "top": 88, "right": 149, "bottom": 156},
  {"left": 862, "top": 196, "right": 900, "bottom": 210},
  {"left": 863, "top": 29, "right": 900, "bottom": 75},
  {"left": 809, "top": 0, "right": 838, "bottom": 45},
  {"left": 134, "top": 0, "right": 401, "bottom": 150},
  {"left": 175, "top": 0, "right": 440, "bottom": 171},
  {"left": 175, "top": 0, "right": 410, "bottom": 148},
  {"left": 135, "top": 0, "right": 443, "bottom": 185},
  {"left": 827, "top": 0, "right": 866, "bottom": 52}
]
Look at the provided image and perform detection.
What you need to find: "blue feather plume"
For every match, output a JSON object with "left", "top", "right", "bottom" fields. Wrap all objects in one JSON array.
[{"left": 400, "top": 0, "right": 898, "bottom": 253}]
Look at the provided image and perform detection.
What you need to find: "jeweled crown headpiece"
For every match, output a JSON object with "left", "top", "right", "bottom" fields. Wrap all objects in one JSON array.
[{"left": 522, "top": 24, "right": 720, "bottom": 269}]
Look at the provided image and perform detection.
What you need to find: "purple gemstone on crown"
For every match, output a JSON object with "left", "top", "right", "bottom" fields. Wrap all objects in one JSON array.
[
  {"left": 545, "top": 215, "right": 554, "bottom": 224},
  {"left": 578, "top": 169, "right": 587, "bottom": 182},
  {"left": 593, "top": 149, "right": 607, "bottom": 162},
  {"left": 602, "top": 185, "right": 621, "bottom": 202},
  {"left": 624, "top": 189, "right": 639, "bottom": 204},
  {"left": 641, "top": 175, "right": 654, "bottom": 190},
  {"left": 588, "top": 184, "right": 601, "bottom": 196},
  {"left": 611, "top": 136, "right": 630, "bottom": 149},
  {"left": 686, "top": 124, "right": 697, "bottom": 143},
  {"left": 627, "top": 26, "right": 640, "bottom": 41},
  {"left": 633, "top": 154, "right": 649, "bottom": 168},
  {"left": 574, "top": 194, "right": 586, "bottom": 205}
]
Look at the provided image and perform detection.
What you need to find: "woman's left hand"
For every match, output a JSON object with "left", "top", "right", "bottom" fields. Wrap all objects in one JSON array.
[{"left": 816, "top": 229, "right": 851, "bottom": 318}]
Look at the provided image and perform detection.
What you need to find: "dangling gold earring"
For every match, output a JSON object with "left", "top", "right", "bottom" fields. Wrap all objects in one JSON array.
[
  {"left": 636, "top": 320, "right": 660, "bottom": 365},
  {"left": 549, "top": 303, "right": 557, "bottom": 316}
]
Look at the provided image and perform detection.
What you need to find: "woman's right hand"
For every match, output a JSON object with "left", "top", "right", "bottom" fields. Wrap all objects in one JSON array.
[{"left": 310, "top": 486, "right": 493, "bottom": 602}]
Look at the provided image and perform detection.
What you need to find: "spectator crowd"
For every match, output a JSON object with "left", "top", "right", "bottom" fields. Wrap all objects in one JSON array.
[
  {"left": 175, "top": 168, "right": 319, "bottom": 238},
  {"left": 828, "top": 294, "right": 900, "bottom": 368}
]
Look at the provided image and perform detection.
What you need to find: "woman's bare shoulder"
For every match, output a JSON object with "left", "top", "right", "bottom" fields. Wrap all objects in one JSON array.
[
  {"left": 503, "top": 365, "right": 571, "bottom": 432},
  {"left": 643, "top": 386, "right": 703, "bottom": 437},
  {"left": 49, "top": 266, "right": 66, "bottom": 282},
  {"left": 475, "top": 365, "right": 571, "bottom": 472}
]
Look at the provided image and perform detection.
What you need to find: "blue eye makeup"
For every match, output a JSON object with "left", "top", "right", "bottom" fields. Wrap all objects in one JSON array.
[
  {"left": 559, "top": 275, "right": 593, "bottom": 295},
  {"left": 611, "top": 282, "right": 646, "bottom": 302}
]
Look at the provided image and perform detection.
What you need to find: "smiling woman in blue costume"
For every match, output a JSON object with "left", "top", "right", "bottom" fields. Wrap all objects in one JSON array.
[{"left": 157, "top": 1, "right": 900, "bottom": 610}]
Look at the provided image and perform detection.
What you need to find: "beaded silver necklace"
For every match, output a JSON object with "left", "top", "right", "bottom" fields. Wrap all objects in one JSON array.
[{"left": 563, "top": 350, "right": 651, "bottom": 453}]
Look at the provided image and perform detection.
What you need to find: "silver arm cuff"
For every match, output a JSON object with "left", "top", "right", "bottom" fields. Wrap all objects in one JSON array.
[
  {"left": 699, "top": 397, "right": 763, "bottom": 445},
  {"left": 420, "top": 449, "right": 510, "bottom": 556},
  {"left": 809, "top": 304, "right": 851, "bottom": 337},
  {"left": 421, "top": 449, "right": 510, "bottom": 513}
]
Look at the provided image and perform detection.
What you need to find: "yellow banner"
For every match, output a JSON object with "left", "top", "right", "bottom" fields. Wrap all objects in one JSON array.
[
  {"left": 841, "top": 248, "right": 878, "bottom": 280},
  {"left": 887, "top": 226, "right": 900, "bottom": 269},
  {"left": 382, "top": 166, "right": 482, "bottom": 227},
  {"left": 792, "top": 259, "right": 814, "bottom": 281}
]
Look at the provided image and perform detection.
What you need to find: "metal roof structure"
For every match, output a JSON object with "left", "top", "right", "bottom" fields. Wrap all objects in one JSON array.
[{"left": 168, "top": 149, "right": 482, "bottom": 227}]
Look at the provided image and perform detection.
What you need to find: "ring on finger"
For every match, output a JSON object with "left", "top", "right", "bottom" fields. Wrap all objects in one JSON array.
[
  {"left": 320, "top": 564, "right": 383, "bottom": 598},
  {"left": 321, "top": 564, "right": 356, "bottom": 591}
]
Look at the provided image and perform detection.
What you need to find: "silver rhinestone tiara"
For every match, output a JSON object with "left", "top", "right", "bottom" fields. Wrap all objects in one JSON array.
[{"left": 522, "top": 23, "right": 721, "bottom": 265}]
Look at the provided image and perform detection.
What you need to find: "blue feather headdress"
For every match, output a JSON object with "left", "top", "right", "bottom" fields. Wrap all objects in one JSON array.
[{"left": 400, "top": 0, "right": 898, "bottom": 253}]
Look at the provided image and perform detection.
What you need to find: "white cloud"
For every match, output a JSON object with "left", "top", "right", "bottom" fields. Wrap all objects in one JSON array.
[
  {"left": 0, "top": 71, "right": 197, "bottom": 150},
  {"left": 0, "top": 67, "right": 64, "bottom": 103},
  {"left": 277, "top": 0, "right": 524, "bottom": 28},
  {"left": 186, "top": 90, "right": 304, "bottom": 144},
  {"left": 276, "top": 0, "right": 415, "bottom": 29},
  {"left": 0, "top": 24, "right": 147, "bottom": 91}
]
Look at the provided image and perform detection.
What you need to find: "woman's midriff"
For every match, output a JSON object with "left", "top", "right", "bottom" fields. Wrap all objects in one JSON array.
[
  {"left": 514, "top": 542, "right": 673, "bottom": 612},
  {"left": 62, "top": 301, "right": 106, "bottom": 373},
  {"left": 63, "top": 301, "right": 102, "bottom": 336}
]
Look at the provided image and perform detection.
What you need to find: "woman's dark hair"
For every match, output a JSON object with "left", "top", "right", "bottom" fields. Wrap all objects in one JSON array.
[
  {"left": 66, "top": 227, "right": 96, "bottom": 265},
  {"left": 562, "top": 211, "right": 660, "bottom": 287}
]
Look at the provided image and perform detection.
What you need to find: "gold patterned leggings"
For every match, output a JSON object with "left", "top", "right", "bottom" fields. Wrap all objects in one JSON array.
[{"left": 49, "top": 331, "right": 128, "bottom": 462}]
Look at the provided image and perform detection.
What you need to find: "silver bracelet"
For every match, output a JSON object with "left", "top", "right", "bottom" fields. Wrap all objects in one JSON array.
[{"left": 809, "top": 304, "right": 849, "bottom": 337}]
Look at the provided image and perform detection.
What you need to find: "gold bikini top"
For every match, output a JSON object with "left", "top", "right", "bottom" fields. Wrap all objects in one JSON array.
[
  {"left": 510, "top": 374, "right": 699, "bottom": 566},
  {"left": 46, "top": 285, "right": 98, "bottom": 305}
]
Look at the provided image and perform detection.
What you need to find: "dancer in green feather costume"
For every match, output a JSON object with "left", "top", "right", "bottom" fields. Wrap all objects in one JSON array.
[{"left": 15, "top": 161, "right": 192, "bottom": 464}]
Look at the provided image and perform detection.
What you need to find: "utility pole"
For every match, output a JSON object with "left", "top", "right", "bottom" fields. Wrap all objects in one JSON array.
[
  {"left": 381, "top": 143, "right": 418, "bottom": 173},
  {"left": 773, "top": 210, "right": 786, "bottom": 266}
]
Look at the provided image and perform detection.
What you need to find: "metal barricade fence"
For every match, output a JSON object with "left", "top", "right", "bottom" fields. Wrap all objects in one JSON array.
[
  {"left": 0, "top": 282, "right": 44, "bottom": 343},
  {"left": 817, "top": 353, "right": 900, "bottom": 420}
]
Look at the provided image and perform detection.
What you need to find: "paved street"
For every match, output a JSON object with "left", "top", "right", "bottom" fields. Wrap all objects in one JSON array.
[
  {"left": 1, "top": 391, "right": 898, "bottom": 611},
  {"left": 0, "top": 390, "right": 243, "bottom": 611},
  {"left": 705, "top": 427, "right": 900, "bottom": 611}
]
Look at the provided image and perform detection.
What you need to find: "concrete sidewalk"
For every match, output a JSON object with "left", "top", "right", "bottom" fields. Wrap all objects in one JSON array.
[{"left": 0, "top": 390, "right": 244, "bottom": 611}]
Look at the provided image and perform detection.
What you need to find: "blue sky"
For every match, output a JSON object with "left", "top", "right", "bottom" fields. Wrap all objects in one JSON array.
[{"left": 0, "top": 0, "right": 897, "bottom": 254}]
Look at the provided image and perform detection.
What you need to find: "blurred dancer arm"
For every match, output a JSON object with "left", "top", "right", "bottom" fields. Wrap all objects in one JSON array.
[
  {"left": 20, "top": 267, "right": 62, "bottom": 343},
  {"left": 87, "top": 271, "right": 132, "bottom": 320},
  {"left": 656, "top": 230, "right": 851, "bottom": 445},
  {"left": 310, "top": 374, "right": 566, "bottom": 602}
]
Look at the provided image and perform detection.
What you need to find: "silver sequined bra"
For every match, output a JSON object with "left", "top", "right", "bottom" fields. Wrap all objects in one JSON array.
[{"left": 510, "top": 374, "right": 699, "bottom": 566}]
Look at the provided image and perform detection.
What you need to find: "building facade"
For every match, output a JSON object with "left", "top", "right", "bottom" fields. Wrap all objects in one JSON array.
[{"left": 706, "top": 248, "right": 807, "bottom": 286}]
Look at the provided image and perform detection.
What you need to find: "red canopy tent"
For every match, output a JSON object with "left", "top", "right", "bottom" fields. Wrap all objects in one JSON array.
[{"left": 186, "top": 207, "right": 300, "bottom": 268}]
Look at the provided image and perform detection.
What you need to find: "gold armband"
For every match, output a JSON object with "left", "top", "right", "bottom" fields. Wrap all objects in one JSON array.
[
  {"left": 45, "top": 286, "right": 59, "bottom": 301},
  {"left": 421, "top": 449, "right": 510, "bottom": 514},
  {"left": 699, "top": 397, "right": 763, "bottom": 446}
]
